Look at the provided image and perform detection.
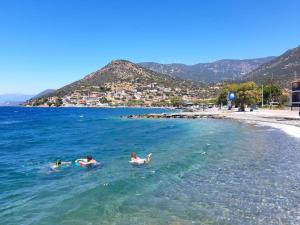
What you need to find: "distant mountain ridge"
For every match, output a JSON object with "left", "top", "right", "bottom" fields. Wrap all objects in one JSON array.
[
  {"left": 139, "top": 57, "right": 275, "bottom": 83},
  {"left": 242, "top": 46, "right": 300, "bottom": 88}
]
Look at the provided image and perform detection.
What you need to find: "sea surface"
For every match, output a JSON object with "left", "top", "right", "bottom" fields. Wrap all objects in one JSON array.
[{"left": 0, "top": 107, "right": 300, "bottom": 225}]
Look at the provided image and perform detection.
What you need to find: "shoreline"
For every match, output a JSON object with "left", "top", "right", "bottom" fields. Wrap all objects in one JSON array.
[
  {"left": 126, "top": 109, "right": 300, "bottom": 138},
  {"left": 10, "top": 105, "right": 178, "bottom": 110}
]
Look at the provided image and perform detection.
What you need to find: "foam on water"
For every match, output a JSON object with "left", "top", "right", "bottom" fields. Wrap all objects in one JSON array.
[
  {"left": 0, "top": 120, "right": 22, "bottom": 124},
  {"left": 254, "top": 122, "right": 300, "bottom": 138}
]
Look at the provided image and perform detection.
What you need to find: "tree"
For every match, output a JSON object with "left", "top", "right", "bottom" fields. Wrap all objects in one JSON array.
[
  {"left": 152, "top": 100, "right": 169, "bottom": 107},
  {"left": 263, "top": 85, "right": 282, "bottom": 104},
  {"left": 99, "top": 97, "right": 109, "bottom": 103},
  {"left": 235, "top": 82, "right": 260, "bottom": 111},
  {"left": 170, "top": 96, "right": 183, "bottom": 107},
  {"left": 127, "top": 100, "right": 144, "bottom": 106},
  {"left": 280, "top": 94, "right": 289, "bottom": 106},
  {"left": 54, "top": 98, "right": 63, "bottom": 107},
  {"left": 217, "top": 83, "right": 238, "bottom": 106},
  {"left": 217, "top": 89, "right": 228, "bottom": 106},
  {"left": 217, "top": 82, "right": 260, "bottom": 111}
]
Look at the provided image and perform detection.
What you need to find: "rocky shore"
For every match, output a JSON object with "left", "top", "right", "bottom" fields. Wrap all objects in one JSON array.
[
  {"left": 126, "top": 109, "right": 300, "bottom": 132},
  {"left": 127, "top": 113, "right": 226, "bottom": 119}
]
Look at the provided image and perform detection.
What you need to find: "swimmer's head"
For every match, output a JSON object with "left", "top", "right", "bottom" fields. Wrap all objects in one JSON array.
[
  {"left": 87, "top": 155, "right": 93, "bottom": 161},
  {"left": 56, "top": 161, "right": 61, "bottom": 166},
  {"left": 131, "top": 152, "right": 137, "bottom": 159}
]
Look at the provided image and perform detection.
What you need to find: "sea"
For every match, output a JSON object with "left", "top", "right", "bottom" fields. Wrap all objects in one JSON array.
[{"left": 0, "top": 107, "right": 300, "bottom": 225}]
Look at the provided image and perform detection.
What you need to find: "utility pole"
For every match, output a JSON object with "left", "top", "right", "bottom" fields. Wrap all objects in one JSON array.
[
  {"left": 291, "top": 71, "right": 297, "bottom": 111},
  {"left": 261, "top": 85, "right": 264, "bottom": 107},
  {"left": 270, "top": 72, "right": 273, "bottom": 109},
  {"left": 202, "top": 89, "right": 205, "bottom": 111}
]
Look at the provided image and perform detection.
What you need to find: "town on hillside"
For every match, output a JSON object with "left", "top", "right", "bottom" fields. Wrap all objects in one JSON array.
[{"left": 26, "top": 81, "right": 220, "bottom": 107}]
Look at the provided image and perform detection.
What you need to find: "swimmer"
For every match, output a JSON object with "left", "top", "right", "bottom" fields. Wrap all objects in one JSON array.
[
  {"left": 75, "top": 155, "right": 99, "bottom": 167},
  {"left": 50, "top": 160, "right": 71, "bottom": 170},
  {"left": 86, "top": 155, "right": 98, "bottom": 165},
  {"left": 129, "top": 152, "right": 152, "bottom": 165}
]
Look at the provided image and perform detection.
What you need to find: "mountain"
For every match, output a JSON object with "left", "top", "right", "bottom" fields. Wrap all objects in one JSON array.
[
  {"left": 32, "top": 89, "right": 56, "bottom": 99},
  {"left": 139, "top": 57, "right": 274, "bottom": 83},
  {"left": 0, "top": 94, "right": 33, "bottom": 106},
  {"left": 52, "top": 60, "right": 205, "bottom": 96},
  {"left": 30, "top": 60, "right": 214, "bottom": 107},
  {"left": 242, "top": 46, "right": 300, "bottom": 88}
]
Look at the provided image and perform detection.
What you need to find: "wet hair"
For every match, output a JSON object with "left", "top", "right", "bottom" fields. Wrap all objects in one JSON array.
[
  {"left": 87, "top": 155, "right": 93, "bottom": 161},
  {"left": 131, "top": 152, "right": 137, "bottom": 159},
  {"left": 56, "top": 161, "right": 61, "bottom": 166}
]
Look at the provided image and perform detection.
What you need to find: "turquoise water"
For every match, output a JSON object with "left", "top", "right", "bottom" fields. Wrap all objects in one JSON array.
[{"left": 0, "top": 107, "right": 300, "bottom": 225}]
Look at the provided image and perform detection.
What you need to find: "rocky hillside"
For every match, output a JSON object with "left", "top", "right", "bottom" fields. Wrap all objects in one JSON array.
[
  {"left": 139, "top": 57, "right": 274, "bottom": 83},
  {"left": 51, "top": 60, "right": 205, "bottom": 97},
  {"left": 30, "top": 60, "right": 218, "bottom": 107},
  {"left": 242, "top": 46, "right": 300, "bottom": 88}
]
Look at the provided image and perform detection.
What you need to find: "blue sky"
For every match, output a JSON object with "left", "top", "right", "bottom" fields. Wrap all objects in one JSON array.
[{"left": 0, "top": 0, "right": 300, "bottom": 94}]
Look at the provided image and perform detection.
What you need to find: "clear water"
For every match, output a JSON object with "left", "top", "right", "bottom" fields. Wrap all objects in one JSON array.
[{"left": 0, "top": 107, "right": 300, "bottom": 225}]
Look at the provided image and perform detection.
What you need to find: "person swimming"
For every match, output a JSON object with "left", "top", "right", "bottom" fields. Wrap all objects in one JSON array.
[
  {"left": 75, "top": 155, "right": 99, "bottom": 167},
  {"left": 129, "top": 152, "right": 152, "bottom": 165},
  {"left": 50, "top": 160, "right": 71, "bottom": 170},
  {"left": 86, "top": 155, "right": 98, "bottom": 165}
]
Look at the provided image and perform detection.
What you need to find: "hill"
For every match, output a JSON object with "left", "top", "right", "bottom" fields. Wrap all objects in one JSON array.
[
  {"left": 29, "top": 60, "right": 217, "bottom": 107},
  {"left": 242, "top": 46, "right": 300, "bottom": 88},
  {"left": 32, "top": 89, "right": 56, "bottom": 99},
  {"left": 139, "top": 57, "right": 274, "bottom": 83}
]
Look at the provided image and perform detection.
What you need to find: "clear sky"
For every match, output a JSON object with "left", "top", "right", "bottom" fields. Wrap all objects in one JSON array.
[{"left": 1, "top": 0, "right": 300, "bottom": 94}]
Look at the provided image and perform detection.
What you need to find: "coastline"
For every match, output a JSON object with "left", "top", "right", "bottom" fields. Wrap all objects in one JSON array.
[
  {"left": 19, "top": 105, "right": 178, "bottom": 110},
  {"left": 127, "top": 109, "right": 300, "bottom": 138}
]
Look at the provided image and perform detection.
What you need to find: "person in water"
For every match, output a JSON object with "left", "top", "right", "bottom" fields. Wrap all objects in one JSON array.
[
  {"left": 130, "top": 152, "right": 152, "bottom": 164},
  {"left": 131, "top": 152, "right": 138, "bottom": 161},
  {"left": 75, "top": 155, "right": 99, "bottom": 167},
  {"left": 56, "top": 161, "right": 62, "bottom": 167},
  {"left": 50, "top": 160, "right": 71, "bottom": 170},
  {"left": 86, "top": 155, "right": 97, "bottom": 165}
]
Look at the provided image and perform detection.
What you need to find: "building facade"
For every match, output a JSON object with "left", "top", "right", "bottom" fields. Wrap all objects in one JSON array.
[{"left": 291, "top": 80, "right": 300, "bottom": 108}]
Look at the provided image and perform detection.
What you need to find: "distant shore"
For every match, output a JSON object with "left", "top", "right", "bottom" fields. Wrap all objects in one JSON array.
[
  {"left": 19, "top": 105, "right": 178, "bottom": 110},
  {"left": 127, "top": 108, "right": 300, "bottom": 138}
]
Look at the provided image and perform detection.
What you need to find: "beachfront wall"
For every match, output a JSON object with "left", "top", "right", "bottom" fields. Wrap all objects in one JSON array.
[{"left": 292, "top": 80, "right": 300, "bottom": 107}]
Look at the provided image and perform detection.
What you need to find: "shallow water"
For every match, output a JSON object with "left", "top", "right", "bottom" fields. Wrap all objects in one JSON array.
[{"left": 0, "top": 107, "right": 300, "bottom": 225}]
